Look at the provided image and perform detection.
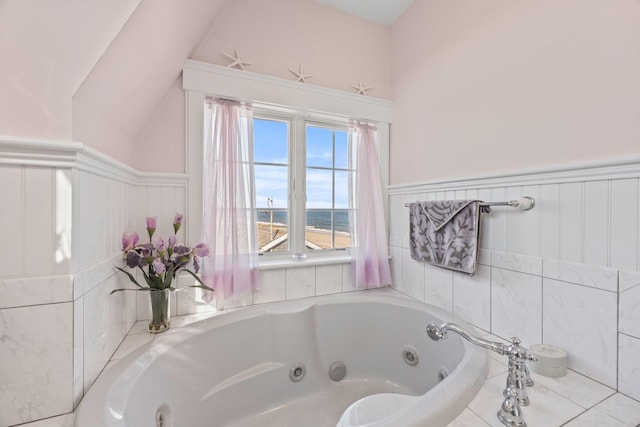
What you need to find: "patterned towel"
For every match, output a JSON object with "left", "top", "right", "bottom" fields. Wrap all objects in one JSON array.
[{"left": 409, "top": 200, "right": 481, "bottom": 275}]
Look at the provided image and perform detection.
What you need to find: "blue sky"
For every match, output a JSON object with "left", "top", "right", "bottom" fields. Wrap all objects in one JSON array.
[{"left": 253, "top": 119, "right": 351, "bottom": 210}]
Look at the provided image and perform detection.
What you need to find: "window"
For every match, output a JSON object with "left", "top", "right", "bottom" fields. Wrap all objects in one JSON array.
[
  {"left": 305, "top": 124, "right": 352, "bottom": 251},
  {"left": 254, "top": 118, "right": 290, "bottom": 253},
  {"left": 253, "top": 112, "right": 353, "bottom": 256}
]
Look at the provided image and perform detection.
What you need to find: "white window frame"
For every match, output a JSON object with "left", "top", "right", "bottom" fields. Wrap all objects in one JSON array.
[{"left": 183, "top": 60, "right": 392, "bottom": 267}]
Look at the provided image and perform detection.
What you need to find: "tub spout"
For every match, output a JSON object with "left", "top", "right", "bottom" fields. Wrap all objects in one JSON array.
[{"left": 426, "top": 322, "right": 508, "bottom": 355}]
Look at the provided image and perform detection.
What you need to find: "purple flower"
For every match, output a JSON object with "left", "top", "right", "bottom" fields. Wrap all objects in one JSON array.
[
  {"left": 168, "top": 235, "right": 177, "bottom": 249},
  {"left": 152, "top": 234, "right": 166, "bottom": 252},
  {"left": 152, "top": 257, "right": 166, "bottom": 275},
  {"left": 173, "top": 212, "right": 183, "bottom": 233},
  {"left": 172, "top": 245, "right": 190, "bottom": 256},
  {"left": 146, "top": 216, "right": 157, "bottom": 238},
  {"left": 125, "top": 250, "right": 142, "bottom": 268},
  {"left": 121, "top": 232, "right": 139, "bottom": 251},
  {"left": 170, "top": 245, "right": 191, "bottom": 269},
  {"left": 193, "top": 242, "right": 210, "bottom": 257},
  {"left": 138, "top": 242, "right": 154, "bottom": 258}
]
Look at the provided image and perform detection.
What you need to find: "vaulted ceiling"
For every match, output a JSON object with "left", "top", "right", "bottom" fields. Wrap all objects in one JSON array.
[{"left": 1, "top": 0, "right": 402, "bottom": 166}]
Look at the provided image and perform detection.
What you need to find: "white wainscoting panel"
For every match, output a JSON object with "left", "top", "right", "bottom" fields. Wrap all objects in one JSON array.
[
  {"left": 1, "top": 166, "right": 26, "bottom": 278},
  {"left": 388, "top": 157, "right": 640, "bottom": 396},
  {"left": 583, "top": 180, "right": 609, "bottom": 267},
  {"left": 610, "top": 179, "right": 639, "bottom": 271}
]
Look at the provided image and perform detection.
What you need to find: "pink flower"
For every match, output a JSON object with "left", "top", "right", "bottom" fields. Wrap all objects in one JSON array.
[
  {"left": 146, "top": 216, "right": 157, "bottom": 238},
  {"left": 121, "top": 232, "right": 139, "bottom": 251},
  {"left": 173, "top": 212, "right": 184, "bottom": 233},
  {"left": 193, "top": 243, "right": 210, "bottom": 257},
  {"left": 152, "top": 257, "right": 166, "bottom": 275},
  {"left": 152, "top": 234, "right": 166, "bottom": 252},
  {"left": 168, "top": 234, "right": 177, "bottom": 249},
  {"left": 146, "top": 216, "right": 157, "bottom": 229}
]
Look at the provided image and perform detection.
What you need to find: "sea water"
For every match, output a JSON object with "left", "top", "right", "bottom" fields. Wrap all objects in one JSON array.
[{"left": 257, "top": 210, "right": 350, "bottom": 233}]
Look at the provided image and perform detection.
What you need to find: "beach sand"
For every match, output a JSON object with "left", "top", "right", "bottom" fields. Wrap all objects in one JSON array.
[{"left": 257, "top": 222, "right": 350, "bottom": 252}]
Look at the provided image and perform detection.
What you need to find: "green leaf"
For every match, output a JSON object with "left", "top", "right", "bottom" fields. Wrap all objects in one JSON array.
[
  {"left": 110, "top": 288, "right": 152, "bottom": 295},
  {"left": 115, "top": 267, "right": 143, "bottom": 288},
  {"left": 182, "top": 269, "right": 214, "bottom": 292},
  {"left": 190, "top": 284, "right": 215, "bottom": 291},
  {"left": 163, "top": 264, "right": 175, "bottom": 290}
]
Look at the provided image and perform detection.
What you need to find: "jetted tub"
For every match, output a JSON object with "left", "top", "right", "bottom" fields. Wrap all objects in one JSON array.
[{"left": 74, "top": 291, "right": 487, "bottom": 427}]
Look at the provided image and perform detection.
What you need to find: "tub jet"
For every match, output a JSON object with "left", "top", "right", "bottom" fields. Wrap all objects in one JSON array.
[
  {"left": 156, "top": 404, "right": 172, "bottom": 427},
  {"left": 329, "top": 362, "right": 347, "bottom": 381},
  {"left": 402, "top": 346, "right": 420, "bottom": 366},
  {"left": 289, "top": 363, "right": 306, "bottom": 382}
]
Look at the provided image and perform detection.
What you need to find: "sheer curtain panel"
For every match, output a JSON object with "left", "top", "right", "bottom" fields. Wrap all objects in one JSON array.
[
  {"left": 351, "top": 122, "right": 392, "bottom": 288},
  {"left": 202, "top": 98, "right": 258, "bottom": 301}
]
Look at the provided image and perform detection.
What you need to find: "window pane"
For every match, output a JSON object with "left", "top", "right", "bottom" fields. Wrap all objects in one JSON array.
[
  {"left": 306, "top": 210, "right": 332, "bottom": 250},
  {"left": 257, "top": 209, "right": 288, "bottom": 253},
  {"left": 305, "top": 210, "right": 351, "bottom": 250},
  {"left": 335, "top": 130, "right": 349, "bottom": 169},
  {"left": 306, "top": 126, "right": 333, "bottom": 168},
  {"left": 334, "top": 171, "right": 350, "bottom": 209},
  {"left": 334, "top": 210, "right": 351, "bottom": 249},
  {"left": 254, "top": 119, "right": 288, "bottom": 164},
  {"left": 255, "top": 165, "right": 288, "bottom": 210},
  {"left": 306, "top": 168, "right": 333, "bottom": 208}
]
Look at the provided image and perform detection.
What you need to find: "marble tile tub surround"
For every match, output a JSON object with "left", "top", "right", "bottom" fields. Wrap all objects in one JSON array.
[
  {"left": 17, "top": 292, "right": 640, "bottom": 427},
  {"left": 391, "top": 245, "right": 640, "bottom": 397}
]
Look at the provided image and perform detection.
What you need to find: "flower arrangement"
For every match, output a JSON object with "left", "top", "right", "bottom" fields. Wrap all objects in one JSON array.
[{"left": 112, "top": 213, "right": 213, "bottom": 294}]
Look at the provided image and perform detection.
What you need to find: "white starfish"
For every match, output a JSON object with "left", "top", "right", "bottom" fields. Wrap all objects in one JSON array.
[
  {"left": 350, "top": 77, "right": 372, "bottom": 96},
  {"left": 223, "top": 49, "right": 251, "bottom": 70},
  {"left": 288, "top": 64, "right": 314, "bottom": 83}
]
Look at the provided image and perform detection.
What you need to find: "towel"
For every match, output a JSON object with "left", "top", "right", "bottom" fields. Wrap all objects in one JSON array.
[{"left": 409, "top": 200, "right": 481, "bottom": 275}]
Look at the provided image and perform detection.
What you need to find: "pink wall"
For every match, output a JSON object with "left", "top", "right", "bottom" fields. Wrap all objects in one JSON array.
[
  {"left": 0, "top": 0, "right": 140, "bottom": 140},
  {"left": 193, "top": 0, "right": 392, "bottom": 99},
  {"left": 135, "top": 79, "right": 186, "bottom": 172},
  {"left": 135, "top": 0, "right": 392, "bottom": 173},
  {"left": 73, "top": 0, "right": 228, "bottom": 169},
  {"left": 390, "top": 0, "right": 640, "bottom": 185}
]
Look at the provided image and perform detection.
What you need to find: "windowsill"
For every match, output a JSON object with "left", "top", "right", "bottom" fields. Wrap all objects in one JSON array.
[{"left": 258, "top": 252, "right": 351, "bottom": 270}]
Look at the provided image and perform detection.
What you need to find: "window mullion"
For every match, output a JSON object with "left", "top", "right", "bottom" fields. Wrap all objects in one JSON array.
[{"left": 292, "top": 116, "right": 306, "bottom": 256}]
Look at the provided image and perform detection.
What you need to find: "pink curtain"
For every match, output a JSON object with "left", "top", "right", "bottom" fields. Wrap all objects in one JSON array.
[
  {"left": 202, "top": 98, "right": 258, "bottom": 301},
  {"left": 351, "top": 122, "right": 392, "bottom": 288}
]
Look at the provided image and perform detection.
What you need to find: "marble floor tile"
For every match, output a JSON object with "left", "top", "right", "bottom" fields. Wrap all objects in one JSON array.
[
  {"left": 531, "top": 370, "right": 616, "bottom": 409},
  {"left": 447, "top": 408, "right": 490, "bottom": 426},
  {"left": 110, "top": 332, "right": 154, "bottom": 361},
  {"left": 468, "top": 375, "right": 584, "bottom": 427},
  {"left": 18, "top": 413, "right": 75, "bottom": 427},
  {"left": 563, "top": 408, "right": 627, "bottom": 427},
  {"left": 487, "top": 356, "right": 508, "bottom": 380},
  {"left": 593, "top": 393, "right": 640, "bottom": 426}
]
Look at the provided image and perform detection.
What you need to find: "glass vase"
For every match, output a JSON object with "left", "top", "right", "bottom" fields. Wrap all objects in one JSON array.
[{"left": 148, "top": 288, "right": 171, "bottom": 333}]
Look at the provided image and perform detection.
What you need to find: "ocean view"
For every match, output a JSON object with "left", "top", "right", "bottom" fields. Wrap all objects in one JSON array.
[{"left": 257, "top": 210, "right": 350, "bottom": 232}]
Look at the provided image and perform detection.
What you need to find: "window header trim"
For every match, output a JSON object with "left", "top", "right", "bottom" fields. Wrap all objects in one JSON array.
[{"left": 184, "top": 60, "right": 393, "bottom": 123}]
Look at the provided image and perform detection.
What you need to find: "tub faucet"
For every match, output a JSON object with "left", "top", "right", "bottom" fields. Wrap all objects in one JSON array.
[{"left": 426, "top": 323, "right": 537, "bottom": 427}]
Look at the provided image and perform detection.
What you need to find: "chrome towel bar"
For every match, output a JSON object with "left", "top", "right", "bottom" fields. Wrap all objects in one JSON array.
[{"left": 404, "top": 196, "right": 535, "bottom": 210}]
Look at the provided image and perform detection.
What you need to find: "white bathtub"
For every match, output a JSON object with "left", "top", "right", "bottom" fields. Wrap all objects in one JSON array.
[{"left": 74, "top": 291, "right": 487, "bottom": 427}]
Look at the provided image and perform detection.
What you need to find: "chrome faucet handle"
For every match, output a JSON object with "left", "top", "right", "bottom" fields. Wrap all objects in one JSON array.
[
  {"left": 498, "top": 386, "right": 527, "bottom": 427},
  {"left": 503, "top": 336, "right": 536, "bottom": 406}
]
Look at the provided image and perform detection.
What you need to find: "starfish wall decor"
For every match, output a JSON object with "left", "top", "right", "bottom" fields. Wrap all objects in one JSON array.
[
  {"left": 350, "top": 77, "right": 372, "bottom": 96},
  {"left": 223, "top": 49, "right": 251, "bottom": 70},
  {"left": 288, "top": 64, "right": 314, "bottom": 83}
]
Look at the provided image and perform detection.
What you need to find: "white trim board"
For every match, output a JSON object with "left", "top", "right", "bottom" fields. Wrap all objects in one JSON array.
[
  {"left": 0, "top": 137, "right": 187, "bottom": 186},
  {"left": 183, "top": 60, "right": 393, "bottom": 123},
  {"left": 389, "top": 155, "right": 640, "bottom": 194}
]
